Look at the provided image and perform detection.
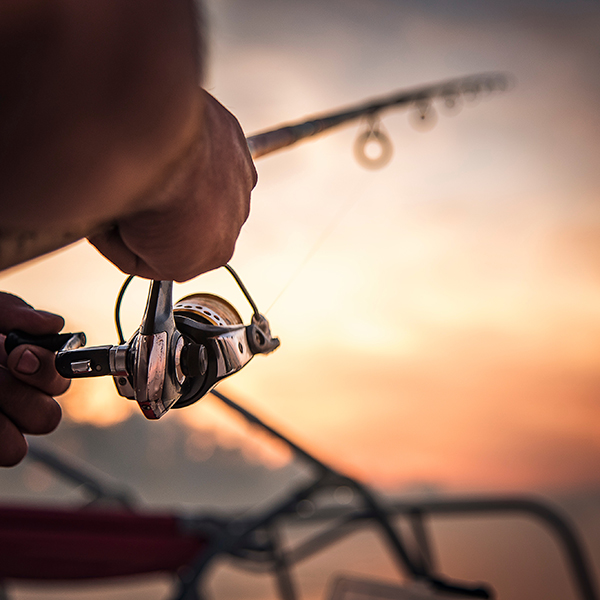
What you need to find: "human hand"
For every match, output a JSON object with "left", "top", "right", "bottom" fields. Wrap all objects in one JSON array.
[
  {"left": 89, "top": 91, "right": 257, "bottom": 282},
  {"left": 0, "top": 293, "right": 69, "bottom": 466}
]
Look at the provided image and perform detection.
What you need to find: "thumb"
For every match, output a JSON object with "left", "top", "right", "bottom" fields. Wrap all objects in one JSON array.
[
  {"left": 6, "top": 344, "right": 70, "bottom": 397},
  {"left": 0, "top": 292, "right": 64, "bottom": 335}
]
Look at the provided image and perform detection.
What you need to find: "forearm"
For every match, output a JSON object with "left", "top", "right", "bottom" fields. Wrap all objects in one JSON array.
[{"left": 0, "top": 0, "right": 203, "bottom": 233}]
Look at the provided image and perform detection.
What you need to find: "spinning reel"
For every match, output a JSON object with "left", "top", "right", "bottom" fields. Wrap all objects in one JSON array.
[{"left": 5, "top": 267, "right": 279, "bottom": 420}]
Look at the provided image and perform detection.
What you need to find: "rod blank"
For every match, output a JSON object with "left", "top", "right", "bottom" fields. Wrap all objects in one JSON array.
[{"left": 246, "top": 72, "right": 510, "bottom": 159}]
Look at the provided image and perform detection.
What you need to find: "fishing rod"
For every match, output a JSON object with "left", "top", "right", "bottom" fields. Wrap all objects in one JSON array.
[
  {"left": 247, "top": 71, "right": 510, "bottom": 166},
  {"left": 5, "top": 72, "right": 510, "bottom": 420}
]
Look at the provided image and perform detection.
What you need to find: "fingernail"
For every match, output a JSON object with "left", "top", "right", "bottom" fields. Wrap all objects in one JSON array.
[{"left": 16, "top": 349, "right": 41, "bottom": 375}]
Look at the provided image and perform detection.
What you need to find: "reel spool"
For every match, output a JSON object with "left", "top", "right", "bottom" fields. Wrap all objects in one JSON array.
[{"left": 174, "top": 293, "right": 244, "bottom": 327}]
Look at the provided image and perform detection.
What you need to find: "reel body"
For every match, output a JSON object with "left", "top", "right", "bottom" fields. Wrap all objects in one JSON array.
[{"left": 5, "top": 273, "right": 279, "bottom": 420}]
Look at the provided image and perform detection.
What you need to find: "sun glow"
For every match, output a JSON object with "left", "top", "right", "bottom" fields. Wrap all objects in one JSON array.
[{"left": 1, "top": 1, "right": 600, "bottom": 493}]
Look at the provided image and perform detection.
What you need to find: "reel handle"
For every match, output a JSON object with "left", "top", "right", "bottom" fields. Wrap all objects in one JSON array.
[
  {"left": 4, "top": 331, "right": 123, "bottom": 380},
  {"left": 55, "top": 346, "right": 115, "bottom": 378},
  {"left": 4, "top": 330, "right": 86, "bottom": 355}
]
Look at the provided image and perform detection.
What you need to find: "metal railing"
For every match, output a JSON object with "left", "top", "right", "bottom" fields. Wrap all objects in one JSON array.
[{"left": 20, "top": 388, "right": 599, "bottom": 600}]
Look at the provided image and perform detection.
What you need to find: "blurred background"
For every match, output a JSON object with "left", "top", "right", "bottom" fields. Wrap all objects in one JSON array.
[{"left": 1, "top": 0, "right": 600, "bottom": 598}]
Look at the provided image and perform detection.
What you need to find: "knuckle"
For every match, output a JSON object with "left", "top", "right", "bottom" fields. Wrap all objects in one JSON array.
[
  {"left": 242, "top": 196, "right": 251, "bottom": 222},
  {"left": 172, "top": 269, "right": 196, "bottom": 283},
  {"left": 248, "top": 161, "right": 258, "bottom": 190},
  {"left": 0, "top": 420, "right": 27, "bottom": 467},
  {"left": 0, "top": 445, "right": 27, "bottom": 467},
  {"left": 44, "top": 367, "right": 71, "bottom": 397},
  {"left": 214, "top": 236, "right": 237, "bottom": 268},
  {"left": 24, "top": 397, "right": 62, "bottom": 435},
  {"left": 53, "top": 377, "right": 71, "bottom": 396},
  {"left": 168, "top": 260, "right": 201, "bottom": 283},
  {"left": 8, "top": 348, "right": 67, "bottom": 396},
  {"left": 0, "top": 364, "right": 62, "bottom": 436}
]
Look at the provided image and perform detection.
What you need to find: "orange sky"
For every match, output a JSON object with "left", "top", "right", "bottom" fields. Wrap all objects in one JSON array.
[{"left": 1, "top": 0, "right": 600, "bottom": 494}]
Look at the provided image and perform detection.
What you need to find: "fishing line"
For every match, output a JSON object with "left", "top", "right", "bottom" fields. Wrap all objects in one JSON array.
[{"left": 265, "top": 187, "right": 365, "bottom": 315}]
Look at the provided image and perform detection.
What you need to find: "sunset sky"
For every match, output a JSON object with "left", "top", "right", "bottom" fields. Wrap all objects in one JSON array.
[{"left": 1, "top": 0, "right": 600, "bottom": 494}]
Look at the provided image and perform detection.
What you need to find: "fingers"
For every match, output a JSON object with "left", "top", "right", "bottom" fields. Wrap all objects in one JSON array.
[
  {"left": 87, "top": 89, "right": 257, "bottom": 283},
  {"left": 0, "top": 351, "right": 65, "bottom": 467},
  {"left": 88, "top": 227, "right": 149, "bottom": 278},
  {"left": 0, "top": 294, "right": 67, "bottom": 468},
  {"left": 6, "top": 345, "right": 70, "bottom": 397},
  {"left": 0, "top": 367, "right": 62, "bottom": 436},
  {"left": 88, "top": 227, "right": 197, "bottom": 281},
  {"left": 201, "top": 90, "right": 258, "bottom": 192},
  {"left": 88, "top": 227, "right": 169, "bottom": 281},
  {"left": 0, "top": 292, "right": 64, "bottom": 335},
  {"left": 0, "top": 414, "right": 28, "bottom": 467}
]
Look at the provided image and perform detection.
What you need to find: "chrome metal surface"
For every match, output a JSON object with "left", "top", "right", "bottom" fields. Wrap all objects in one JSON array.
[
  {"left": 71, "top": 360, "right": 92, "bottom": 374},
  {"left": 135, "top": 332, "right": 168, "bottom": 419},
  {"left": 174, "top": 335, "right": 186, "bottom": 385},
  {"left": 134, "top": 280, "right": 182, "bottom": 419},
  {"left": 62, "top": 332, "right": 87, "bottom": 352},
  {"left": 113, "top": 374, "right": 135, "bottom": 399},
  {"left": 214, "top": 328, "right": 253, "bottom": 378},
  {"left": 108, "top": 344, "right": 129, "bottom": 375}
]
